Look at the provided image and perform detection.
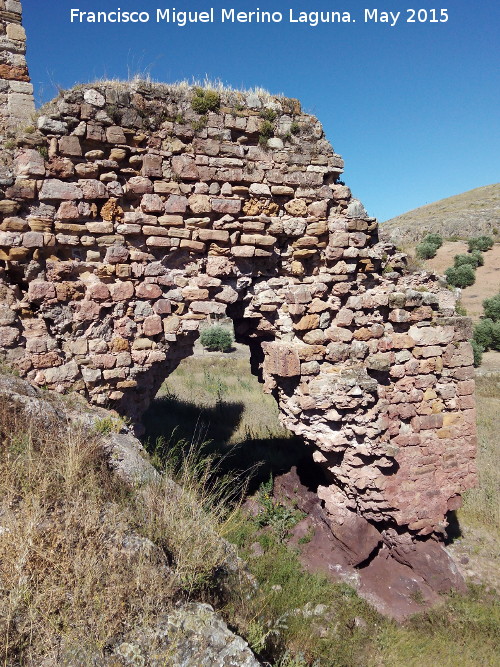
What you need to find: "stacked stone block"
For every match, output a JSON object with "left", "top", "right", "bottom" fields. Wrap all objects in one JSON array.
[{"left": 0, "top": 0, "right": 34, "bottom": 143}]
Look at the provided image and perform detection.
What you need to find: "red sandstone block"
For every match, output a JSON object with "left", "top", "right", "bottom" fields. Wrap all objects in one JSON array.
[
  {"left": 141, "top": 194, "right": 165, "bottom": 213},
  {"left": 457, "top": 380, "right": 475, "bottom": 396},
  {"left": 211, "top": 198, "right": 242, "bottom": 215},
  {"left": 143, "top": 315, "right": 162, "bottom": 336},
  {"left": 105, "top": 246, "right": 129, "bottom": 264},
  {"left": 136, "top": 283, "right": 162, "bottom": 299},
  {"left": 28, "top": 281, "right": 56, "bottom": 302},
  {"left": 141, "top": 154, "right": 163, "bottom": 178},
  {"left": 146, "top": 236, "right": 172, "bottom": 247},
  {"left": 412, "top": 414, "right": 444, "bottom": 431},
  {"left": 189, "top": 301, "right": 226, "bottom": 315},
  {"left": 91, "top": 354, "right": 116, "bottom": 369},
  {"left": 79, "top": 179, "right": 108, "bottom": 199},
  {"left": 390, "top": 333, "right": 416, "bottom": 349},
  {"left": 153, "top": 299, "right": 171, "bottom": 315},
  {"left": 0, "top": 326, "right": 19, "bottom": 347},
  {"left": 39, "top": 180, "right": 82, "bottom": 201},
  {"left": 22, "top": 231, "right": 44, "bottom": 248},
  {"left": 443, "top": 342, "right": 474, "bottom": 368},
  {"left": 106, "top": 126, "right": 127, "bottom": 144},
  {"left": 197, "top": 229, "right": 230, "bottom": 243},
  {"left": 14, "top": 149, "right": 46, "bottom": 177},
  {"left": 262, "top": 342, "right": 301, "bottom": 377},
  {"left": 87, "top": 283, "right": 110, "bottom": 300},
  {"left": 172, "top": 155, "right": 199, "bottom": 180},
  {"left": 59, "top": 136, "right": 82, "bottom": 157},
  {"left": 180, "top": 240, "right": 205, "bottom": 253},
  {"left": 127, "top": 176, "right": 154, "bottom": 195},
  {"left": 164, "top": 195, "right": 188, "bottom": 213},
  {"left": 109, "top": 281, "right": 134, "bottom": 301},
  {"left": 74, "top": 300, "right": 102, "bottom": 321},
  {"left": 6, "top": 179, "right": 37, "bottom": 199}
]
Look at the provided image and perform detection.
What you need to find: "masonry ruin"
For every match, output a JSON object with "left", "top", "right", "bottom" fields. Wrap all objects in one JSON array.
[{"left": 0, "top": 2, "right": 477, "bottom": 611}]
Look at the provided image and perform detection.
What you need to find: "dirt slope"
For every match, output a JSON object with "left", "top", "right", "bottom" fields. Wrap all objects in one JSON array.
[{"left": 423, "top": 241, "right": 500, "bottom": 320}]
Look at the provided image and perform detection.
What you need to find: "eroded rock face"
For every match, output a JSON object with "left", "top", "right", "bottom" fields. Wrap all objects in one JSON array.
[{"left": 0, "top": 82, "right": 476, "bottom": 594}]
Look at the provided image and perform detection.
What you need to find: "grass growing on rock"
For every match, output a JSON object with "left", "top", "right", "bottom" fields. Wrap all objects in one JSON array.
[{"left": 0, "top": 384, "right": 241, "bottom": 664}]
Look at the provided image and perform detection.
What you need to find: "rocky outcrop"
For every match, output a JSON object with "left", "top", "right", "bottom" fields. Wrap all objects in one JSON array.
[
  {"left": 0, "top": 79, "right": 477, "bottom": 595},
  {"left": 275, "top": 466, "right": 465, "bottom": 620}
]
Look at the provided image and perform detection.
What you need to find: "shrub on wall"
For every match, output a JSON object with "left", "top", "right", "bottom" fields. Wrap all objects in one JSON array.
[
  {"left": 191, "top": 88, "right": 220, "bottom": 114},
  {"left": 200, "top": 326, "right": 233, "bottom": 352}
]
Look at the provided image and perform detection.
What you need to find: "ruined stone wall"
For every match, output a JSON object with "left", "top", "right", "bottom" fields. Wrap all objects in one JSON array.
[
  {"left": 0, "top": 80, "right": 477, "bottom": 559},
  {"left": 0, "top": 0, "right": 34, "bottom": 143}
]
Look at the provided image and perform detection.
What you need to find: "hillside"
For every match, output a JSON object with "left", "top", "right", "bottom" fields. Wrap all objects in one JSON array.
[
  {"left": 381, "top": 184, "right": 500, "bottom": 245},
  {"left": 422, "top": 240, "right": 500, "bottom": 321}
]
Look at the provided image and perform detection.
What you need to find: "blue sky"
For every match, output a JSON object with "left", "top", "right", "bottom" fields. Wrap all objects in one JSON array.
[{"left": 22, "top": 1, "right": 499, "bottom": 221}]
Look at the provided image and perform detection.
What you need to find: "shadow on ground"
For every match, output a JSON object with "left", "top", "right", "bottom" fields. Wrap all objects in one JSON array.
[{"left": 141, "top": 394, "right": 312, "bottom": 494}]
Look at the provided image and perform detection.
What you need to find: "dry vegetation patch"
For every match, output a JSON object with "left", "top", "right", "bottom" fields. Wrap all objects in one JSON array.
[{"left": 0, "top": 385, "right": 239, "bottom": 665}]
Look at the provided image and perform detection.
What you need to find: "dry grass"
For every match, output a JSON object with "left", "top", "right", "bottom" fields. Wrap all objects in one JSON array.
[
  {"left": 141, "top": 354, "right": 306, "bottom": 495},
  {"left": 82, "top": 74, "right": 280, "bottom": 100},
  {"left": 0, "top": 387, "right": 239, "bottom": 665},
  {"left": 460, "top": 376, "right": 500, "bottom": 533},
  {"left": 158, "top": 355, "right": 292, "bottom": 444}
]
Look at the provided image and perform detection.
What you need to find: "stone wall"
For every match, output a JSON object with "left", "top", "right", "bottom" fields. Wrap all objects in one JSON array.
[
  {"left": 0, "top": 81, "right": 477, "bottom": 555},
  {"left": 0, "top": 0, "right": 34, "bottom": 144},
  {"left": 0, "top": 1, "right": 478, "bottom": 594}
]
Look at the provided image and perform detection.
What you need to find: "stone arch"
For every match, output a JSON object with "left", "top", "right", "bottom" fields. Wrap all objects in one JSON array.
[{"left": 0, "top": 79, "right": 477, "bottom": 595}]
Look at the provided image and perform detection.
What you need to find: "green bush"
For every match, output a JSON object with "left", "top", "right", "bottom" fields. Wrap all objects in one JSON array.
[
  {"left": 200, "top": 326, "right": 233, "bottom": 352},
  {"left": 483, "top": 293, "right": 500, "bottom": 322},
  {"left": 473, "top": 318, "right": 500, "bottom": 351},
  {"left": 424, "top": 233, "right": 443, "bottom": 249},
  {"left": 468, "top": 236, "right": 494, "bottom": 252},
  {"left": 471, "top": 339, "right": 483, "bottom": 367},
  {"left": 471, "top": 249, "right": 485, "bottom": 266},
  {"left": 191, "top": 88, "right": 220, "bottom": 114},
  {"left": 445, "top": 264, "right": 476, "bottom": 288},
  {"left": 416, "top": 242, "right": 439, "bottom": 259},
  {"left": 454, "top": 253, "right": 483, "bottom": 269},
  {"left": 416, "top": 233, "right": 443, "bottom": 259}
]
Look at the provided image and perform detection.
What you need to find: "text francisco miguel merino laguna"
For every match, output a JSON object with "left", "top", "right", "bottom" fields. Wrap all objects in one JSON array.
[{"left": 70, "top": 7, "right": 400, "bottom": 27}]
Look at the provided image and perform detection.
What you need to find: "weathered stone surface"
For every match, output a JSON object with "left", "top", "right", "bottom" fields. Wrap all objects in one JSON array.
[
  {"left": 262, "top": 342, "right": 300, "bottom": 377},
  {"left": 39, "top": 179, "right": 82, "bottom": 200}
]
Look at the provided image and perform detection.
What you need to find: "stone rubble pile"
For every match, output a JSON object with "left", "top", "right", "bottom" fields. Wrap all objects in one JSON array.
[{"left": 0, "top": 80, "right": 477, "bottom": 590}]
